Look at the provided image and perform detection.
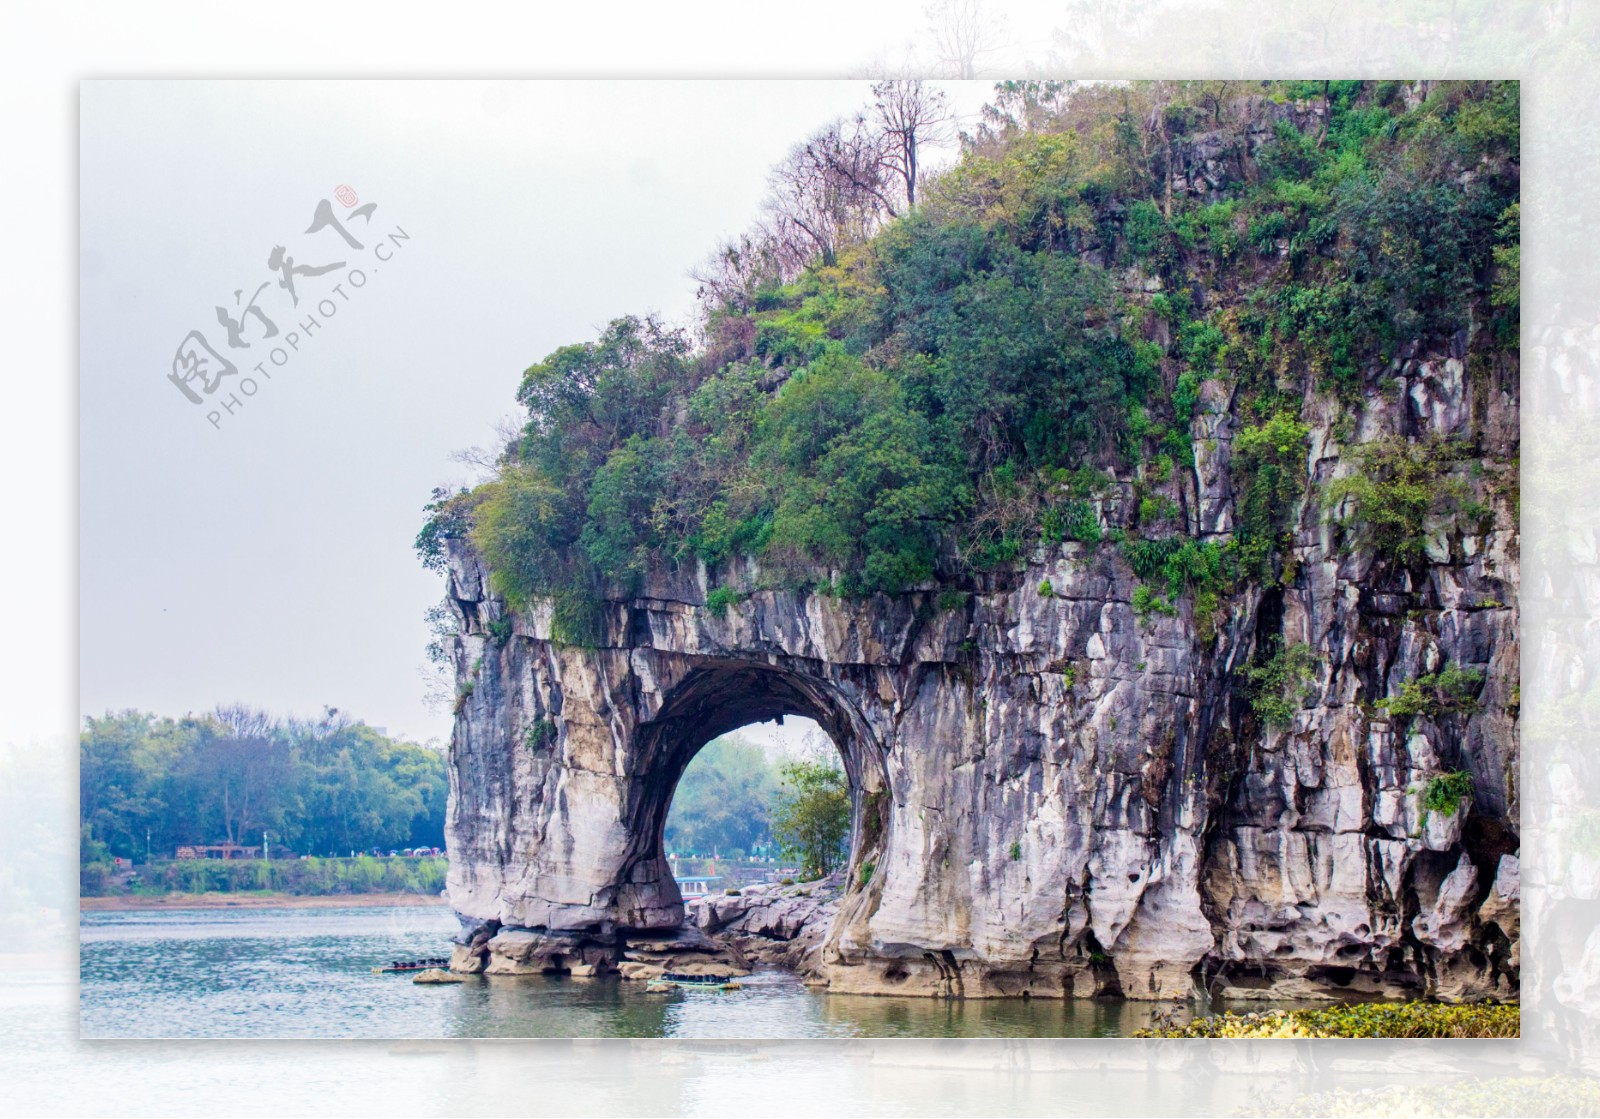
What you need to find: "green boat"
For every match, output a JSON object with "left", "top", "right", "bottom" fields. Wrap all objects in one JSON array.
[{"left": 646, "top": 972, "right": 743, "bottom": 992}]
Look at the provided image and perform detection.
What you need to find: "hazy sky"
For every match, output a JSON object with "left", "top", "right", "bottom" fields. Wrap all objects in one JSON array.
[{"left": 80, "top": 79, "right": 995, "bottom": 747}]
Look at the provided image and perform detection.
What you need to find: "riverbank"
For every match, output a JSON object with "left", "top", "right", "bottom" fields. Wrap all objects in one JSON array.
[
  {"left": 80, "top": 891, "right": 448, "bottom": 911},
  {"left": 84, "top": 854, "right": 448, "bottom": 902},
  {"left": 1132, "top": 1002, "right": 1520, "bottom": 1038}
]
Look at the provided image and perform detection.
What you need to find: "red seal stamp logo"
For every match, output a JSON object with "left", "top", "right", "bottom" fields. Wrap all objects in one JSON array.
[{"left": 334, "top": 184, "right": 359, "bottom": 208}]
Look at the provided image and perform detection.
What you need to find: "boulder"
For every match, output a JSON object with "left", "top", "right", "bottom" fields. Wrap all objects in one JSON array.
[{"left": 413, "top": 968, "right": 465, "bottom": 985}]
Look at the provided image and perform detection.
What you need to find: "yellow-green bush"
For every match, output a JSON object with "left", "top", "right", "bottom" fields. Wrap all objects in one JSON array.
[{"left": 1133, "top": 1001, "right": 1518, "bottom": 1039}]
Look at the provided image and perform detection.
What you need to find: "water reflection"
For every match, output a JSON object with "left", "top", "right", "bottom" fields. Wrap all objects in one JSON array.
[{"left": 79, "top": 905, "right": 1265, "bottom": 1039}]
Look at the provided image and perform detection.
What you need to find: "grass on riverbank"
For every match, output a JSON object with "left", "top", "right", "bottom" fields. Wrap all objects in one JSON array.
[
  {"left": 82, "top": 856, "right": 446, "bottom": 899},
  {"left": 1133, "top": 1002, "right": 1519, "bottom": 1038},
  {"left": 80, "top": 890, "right": 446, "bottom": 910}
]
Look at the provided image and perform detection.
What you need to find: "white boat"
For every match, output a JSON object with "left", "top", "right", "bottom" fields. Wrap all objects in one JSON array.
[{"left": 674, "top": 875, "right": 720, "bottom": 898}]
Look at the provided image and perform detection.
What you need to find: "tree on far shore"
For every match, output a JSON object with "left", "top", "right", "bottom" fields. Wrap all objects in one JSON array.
[{"left": 771, "top": 759, "right": 850, "bottom": 879}]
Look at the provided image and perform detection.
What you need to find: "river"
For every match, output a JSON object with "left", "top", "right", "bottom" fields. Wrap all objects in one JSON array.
[{"left": 81, "top": 904, "right": 1238, "bottom": 1039}]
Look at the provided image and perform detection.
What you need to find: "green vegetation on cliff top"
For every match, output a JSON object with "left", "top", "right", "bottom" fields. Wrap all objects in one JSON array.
[{"left": 418, "top": 80, "right": 1518, "bottom": 620}]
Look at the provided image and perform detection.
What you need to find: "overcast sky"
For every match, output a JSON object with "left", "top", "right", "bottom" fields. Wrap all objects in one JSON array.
[{"left": 79, "top": 79, "right": 995, "bottom": 747}]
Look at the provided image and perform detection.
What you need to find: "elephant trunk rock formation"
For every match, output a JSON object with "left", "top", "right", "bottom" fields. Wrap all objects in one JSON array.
[{"left": 439, "top": 356, "right": 1519, "bottom": 1001}]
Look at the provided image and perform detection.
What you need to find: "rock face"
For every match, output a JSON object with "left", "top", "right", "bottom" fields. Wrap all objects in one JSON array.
[
  {"left": 413, "top": 968, "right": 465, "bottom": 985},
  {"left": 687, "top": 876, "right": 844, "bottom": 975},
  {"left": 616, "top": 927, "right": 750, "bottom": 982},
  {"left": 440, "top": 340, "right": 1519, "bottom": 1002}
]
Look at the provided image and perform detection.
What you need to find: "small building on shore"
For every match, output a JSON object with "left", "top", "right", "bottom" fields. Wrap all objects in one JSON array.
[{"left": 174, "top": 844, "right": 257, "bottom": 861}]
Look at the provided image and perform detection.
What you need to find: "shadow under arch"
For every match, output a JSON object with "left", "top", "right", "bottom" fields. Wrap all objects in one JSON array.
[{"left": 623, "top": 659, "right": 891, "bottom": 920}]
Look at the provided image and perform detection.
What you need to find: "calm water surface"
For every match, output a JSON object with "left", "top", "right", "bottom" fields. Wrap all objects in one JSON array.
[{"left": 80, "top": 905, "right": 1220, "bottom": 1039}]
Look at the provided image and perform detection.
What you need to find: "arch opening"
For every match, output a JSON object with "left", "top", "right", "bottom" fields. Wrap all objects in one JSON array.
[
  {"left": 623, "top": 661, "right": 890, "bottom": 928},
  {"left": 662, "top": 716, "right": 829, "bottom": 880}
]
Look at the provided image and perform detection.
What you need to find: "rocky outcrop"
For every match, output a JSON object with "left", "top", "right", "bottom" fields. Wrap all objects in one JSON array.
[
  {"left": 413, "top": 968, "right": 465, "bottom": 985},
  {"left": 616, "top": 928, "right": 749, "bottom": 982},
  {"left": 439, "top": 336, "right": 1518, "bottom": 1005},
  {"left": 453, "top": 920, "right": 749, "bottom": 981},
  {"left": 481, "top": 927, "right": 617, "bottom": 976},
  {"left": 687, "top": 876, "right": 843, "bottom": 974}
]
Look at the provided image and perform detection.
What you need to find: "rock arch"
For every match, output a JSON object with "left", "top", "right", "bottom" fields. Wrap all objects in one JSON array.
[
  {"left": 441, "top": 529, "right": 1519, "bottom": 1001},
  {"left": 621, "top": 660, "right": 891, "bottom": 920}
]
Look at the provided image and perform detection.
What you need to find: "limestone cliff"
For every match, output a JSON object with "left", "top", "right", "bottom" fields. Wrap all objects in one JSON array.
[
  {"left": 436, "top": 84, "right": 1519, "bottom": 1001},
  {"left": 439, "top": 341, "right": 1518, "bottom": 1001}
]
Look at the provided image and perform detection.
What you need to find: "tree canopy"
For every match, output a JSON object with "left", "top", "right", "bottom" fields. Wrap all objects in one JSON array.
[
  {"left": 770, "top": 759, "right": 851, "bottom": 879},
  {"left": 79, "top": 707, "right": 447, "bottom": 868},
  {"left": 418, "top": 80, "right": 1518, "bottom": 630},
  {"left": 662, "top": 735, "right": 781, "bottom": 858}
]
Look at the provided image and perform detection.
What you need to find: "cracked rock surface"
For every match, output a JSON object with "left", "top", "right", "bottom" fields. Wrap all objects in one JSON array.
[{"left": 441, "top": 336, "right": 1518, "bottom": 1002}]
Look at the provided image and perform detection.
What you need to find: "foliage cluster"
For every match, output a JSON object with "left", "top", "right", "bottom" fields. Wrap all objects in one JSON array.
[
  {"left": 524, "top": 718, "right": 558, "bottom": 751},
  {"left": 1378, "top": 665, "right": 1487, "bottom": 719},
  {"left": 705, "top": 586, "right": 745, "bottom": 615},
  {"left": 79, "top": 708, "right": 448, "bottom": 875},
  {"left": 1245, "top": 643, "right": 1319, "bottom": 727},
  {"left": 1232, "top": 412, "right": 1311, "bottom": 582},
  {"left": 1133, "top": 1001, "right": 1518, "bottom": 1038},
  {"left": 771, "top": 758, "right": 852, "bottom": 879},
  {"left": 1324, "top": 437, "right": 1474, "bottom": 566},
  {"left": 1420, "top": 770, "right": 1476, "bottom": 818},
  {"left": 417, "top": 81, "right": 1517, "bottom": 624}
]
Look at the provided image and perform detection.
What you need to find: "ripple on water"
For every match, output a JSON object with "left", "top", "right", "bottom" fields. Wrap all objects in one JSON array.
[{"left": 78, "top": 905, "right": 1261, "bottom": 1038}]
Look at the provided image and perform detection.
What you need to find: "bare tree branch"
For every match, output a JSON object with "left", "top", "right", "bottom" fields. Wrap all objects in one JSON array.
[
  {"left": 872, "top": 79, "right": 951, "bottom": 208},
  {"left": 924, "top": 0, "right": 1007, "bottom": 78},
  {"left": 763, "top": 117, "right": 897, "bottom": 269}
]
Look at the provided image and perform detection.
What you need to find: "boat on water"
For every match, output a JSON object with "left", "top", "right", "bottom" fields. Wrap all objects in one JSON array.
[
  {"left": 673, "top": 875, "right": 721, "bottom": 899},
  {"left": 646, "top": 971, "right": 743, "bottom": 992},
  {"left": 372, "top": 957, "right": 451, "bottom": 974}
]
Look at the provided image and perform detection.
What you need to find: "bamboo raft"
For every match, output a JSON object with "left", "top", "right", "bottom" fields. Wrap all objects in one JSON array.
[{"left": 372, "top": 957, "right": 450, "bottom": 974}]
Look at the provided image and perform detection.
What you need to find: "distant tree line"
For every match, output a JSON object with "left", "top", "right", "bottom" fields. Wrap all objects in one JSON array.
[
  {"left": 79, "top": 706, "right": 448, "bottom": 872},
  {"left": 664, "top": 734, "right": 850, "bottom": 878},
  {"left": 114, "top": 854, "right": 448, "bottom": 899},
  {"left": 662, "top": 735, "right": 778, "bottom": 858}
]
